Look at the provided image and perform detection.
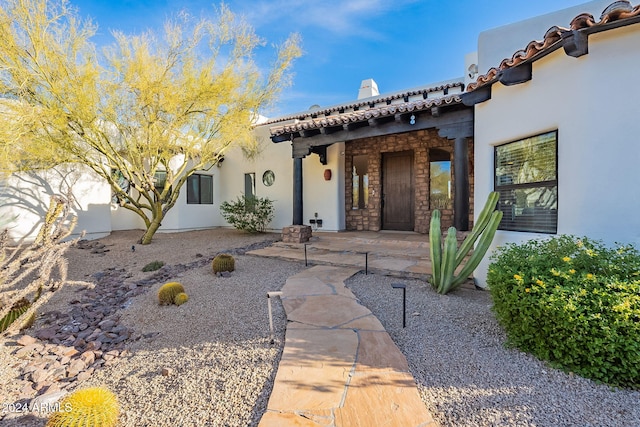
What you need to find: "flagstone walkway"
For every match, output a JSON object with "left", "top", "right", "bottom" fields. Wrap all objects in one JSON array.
[{"left": 259, "top": 265, "right": 439, "bottom": 427}]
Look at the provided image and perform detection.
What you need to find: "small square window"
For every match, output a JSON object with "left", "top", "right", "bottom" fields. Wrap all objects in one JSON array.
[{"left": 187, "top": 174, "right": 213, "bottom": 204}]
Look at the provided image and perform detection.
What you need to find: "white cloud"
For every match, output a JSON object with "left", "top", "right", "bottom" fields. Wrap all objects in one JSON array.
[{"left": 238, "top": 0, "right": 418, "bottom": 38}]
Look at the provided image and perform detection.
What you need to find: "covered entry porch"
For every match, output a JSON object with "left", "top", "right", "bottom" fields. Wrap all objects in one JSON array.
[{"left": 268, "top": 82, "right": 474, "bottom": 234}]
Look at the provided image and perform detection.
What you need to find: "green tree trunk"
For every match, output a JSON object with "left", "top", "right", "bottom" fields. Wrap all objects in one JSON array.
[{"left": 139, "top": 219, "right": 161, "bottom": 245}]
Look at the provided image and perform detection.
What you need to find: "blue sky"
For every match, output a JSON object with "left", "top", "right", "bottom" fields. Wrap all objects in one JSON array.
[{"left": 73, "top": 0, "right": 600, "bottom": 117}]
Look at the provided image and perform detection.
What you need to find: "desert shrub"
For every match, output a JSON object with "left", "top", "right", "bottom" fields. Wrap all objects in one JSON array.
[
  {"left": 47, "top": 386, "right": 119, "bottom": 427},
  {"left": 487, "top": 235, "right": 640, "bottom": 388},
  {"left": 142, "top": 260, "right": 164, "bottom": 272},
  {"left": 212, "top": 253, "right": 235, "bottom": 274},
  {"left": 220, "top": 195, "right": 274, "bottom": 233},
  {"left": 158, "top": 282, "right": 185, "bottom": 305}
]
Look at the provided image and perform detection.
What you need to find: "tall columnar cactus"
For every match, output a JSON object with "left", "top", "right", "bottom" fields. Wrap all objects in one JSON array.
[
  {"left": 429, "top": 191, "right": 503, "bottom": 294},
  {"left": 0, "top": 298, "right": 31, "bottom": 332},
  {"left": 47, "top": 387, "right": 119, "bottom": 427}
]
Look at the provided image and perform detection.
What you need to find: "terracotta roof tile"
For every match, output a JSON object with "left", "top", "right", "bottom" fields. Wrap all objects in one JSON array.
[
  {"left": 269, "top": 94, "right": 462, "bottom": 137},
  {"left": 467, "top": 1, "right": 640, "bottom": 92},
  {"left": 263, "top": 82, "right": 464, "bottom": 127}
]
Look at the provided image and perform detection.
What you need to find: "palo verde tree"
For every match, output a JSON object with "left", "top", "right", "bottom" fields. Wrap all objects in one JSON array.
[{"left": 0, "top": 0, "right": 301, "bottom": 244}]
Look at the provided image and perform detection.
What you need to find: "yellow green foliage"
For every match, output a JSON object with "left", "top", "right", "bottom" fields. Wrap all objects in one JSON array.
[
  {"left": 158, "top": 282, "right": 185, "bottom": 305},
  {"left": 47, "top": 387, "right": 119, "bottom": 427},
  {"left": 0, "top": 0, "right": 301, "bottom": 245},
  {"left": 174, "top": 292, "right": 189, "bottom": 306}
]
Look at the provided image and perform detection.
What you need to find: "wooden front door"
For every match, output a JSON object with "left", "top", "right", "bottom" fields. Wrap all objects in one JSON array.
[{"left": 382, "top": 151, "right": 414, "bottom": 230}]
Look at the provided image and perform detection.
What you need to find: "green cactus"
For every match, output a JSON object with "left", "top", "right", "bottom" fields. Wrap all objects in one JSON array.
[
  {"left": 429, "top": 191, "right": 503, "bottom": 294},
  {"left": 174, "top": 292, "right": 189, "bottom": 306},
  {"left": 47, "top": 387, "right": 119, "bottom": 427},
  {"left": 0, "top": 298, "right": 31, "bottom": 333},
  {"left": 158, "top": 282, "right": 185, "bottom": 305},
  {"left": 212, "top": 253, "right": 235, "bottom": 274}
]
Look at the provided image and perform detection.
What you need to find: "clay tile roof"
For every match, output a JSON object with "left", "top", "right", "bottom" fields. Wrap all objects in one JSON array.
[
  {"left": 467, "top": 0, "right": 640, "bottom": 92},
  {"left": 269, "top": 94, "right": 463, "bottom": 137},
  {"left": 262, "top": 81, "right": 464, "bottom": 127}
]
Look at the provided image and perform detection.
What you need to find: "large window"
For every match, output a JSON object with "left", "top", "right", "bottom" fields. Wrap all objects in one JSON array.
[
  {"left": 352, "top": 155, "right": 369, "bottom": 209},
  {"left": 495, "top": 131, "right": 557, "bottom": 233},
  {"left": 187, "top": 174, "right": 213, "bottom": 204}
]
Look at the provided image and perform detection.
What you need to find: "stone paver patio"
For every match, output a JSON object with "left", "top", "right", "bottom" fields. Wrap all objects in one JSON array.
[{"left": 259, "top": 264, "right": 439, "bottom": 426}]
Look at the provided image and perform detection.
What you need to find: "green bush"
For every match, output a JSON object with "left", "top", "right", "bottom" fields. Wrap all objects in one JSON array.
[
  {"left": 487, "top": 235, "right": 640, "bottom": 388},
  {"left": 220, "top": 195, "right": 274, "bottom": 233},
  {"left": 142, "top": 260, "right": 165, "bottom": 272}
]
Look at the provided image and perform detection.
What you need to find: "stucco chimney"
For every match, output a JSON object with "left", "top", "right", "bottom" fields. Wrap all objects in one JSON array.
[{"left": 357, "top": 78, "right": 379, "bottom": 99}]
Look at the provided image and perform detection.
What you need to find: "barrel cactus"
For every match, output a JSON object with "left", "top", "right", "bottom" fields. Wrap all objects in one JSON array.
[
  {"left": 174, "top": 292, "right": 189, "bottom": 306},
  {"left": 158, "top": 282, "right": 185, "bottom": 305},
  {"left": 212, "top": 253, "right": 235, "bottom": 274},
  {"left": 47, "top": 387, "right": 119, "bottom": 427},
  {"left": 429, "top": 191, "right": 503, "bottom": 294}
]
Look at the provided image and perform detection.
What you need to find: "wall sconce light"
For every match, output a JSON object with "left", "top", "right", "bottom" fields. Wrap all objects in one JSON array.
[{"left": 323, "top": 169, "right": 332, "bottom": 181}]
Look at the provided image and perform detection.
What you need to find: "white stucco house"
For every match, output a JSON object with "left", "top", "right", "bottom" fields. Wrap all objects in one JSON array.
[{"left": 2, "top": 0, "right": 638, "bottom": 286}]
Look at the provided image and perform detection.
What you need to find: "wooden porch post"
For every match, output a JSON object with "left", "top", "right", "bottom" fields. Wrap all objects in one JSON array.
[
  {"left": 454, "top": 137, "right": 469, "bottom": 231},
  {"left": 293, "top": 157, "right": 303, "bottom": 225}
]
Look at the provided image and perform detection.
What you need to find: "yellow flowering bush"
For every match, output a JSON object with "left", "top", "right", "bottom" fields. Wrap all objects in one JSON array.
[{"left": 487, "top": 235, "right": 640, "bottom": 389}]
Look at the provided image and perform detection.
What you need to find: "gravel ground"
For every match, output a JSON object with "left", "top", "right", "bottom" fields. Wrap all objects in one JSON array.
[
  {"left": 346, "top": 272, "right": 640, "bottom": 427},
  {"left": 81, "top": 255, "right": 304, "bottom": 427},
  {"left": 1, "top": 229, "right": 304, "bottom": 427},
  {"left": 3, "top": 228, "right": 639, "bottom": 426}
]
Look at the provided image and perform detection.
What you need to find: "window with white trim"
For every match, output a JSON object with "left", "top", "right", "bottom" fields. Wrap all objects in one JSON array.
[{"left": 494, "top": 131, "right": 558, "bottom": 233}]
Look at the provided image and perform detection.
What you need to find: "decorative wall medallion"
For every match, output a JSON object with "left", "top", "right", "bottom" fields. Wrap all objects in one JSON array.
[{"left": 262, "top": 170, "right": 275, "bottom": 186}]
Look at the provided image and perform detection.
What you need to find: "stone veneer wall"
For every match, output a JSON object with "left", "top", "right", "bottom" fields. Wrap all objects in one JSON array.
[{"left": 344, "top": 129, "right": 474, "bottom": 234}]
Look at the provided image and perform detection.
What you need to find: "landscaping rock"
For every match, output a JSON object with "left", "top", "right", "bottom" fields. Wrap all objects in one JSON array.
[{"left": 16, "top": 335, "right": 37, "bottom": 346}]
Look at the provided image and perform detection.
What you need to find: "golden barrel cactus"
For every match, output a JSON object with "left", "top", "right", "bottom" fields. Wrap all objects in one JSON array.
[
  {"left": 212, "top": 253, "right": 235, "bottom": 274},
  {"left": 47, "top": 387, "right": 119, "bottom": 427},
  {"left": 158, "top": 282, "right": 185, "bottom": 305},
  {"left": 174, "top": 292, "right": 189, "bottom": 306}
]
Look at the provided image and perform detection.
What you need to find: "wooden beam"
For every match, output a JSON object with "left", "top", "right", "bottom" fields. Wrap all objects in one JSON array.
[
  {"left": 499, "top": 62, "right": 532, "bottom": 86},
  {"left": 562, "top": 30, "right": 589, "bottom": 58},
  {"left": 461, "top": 85, "right": 491, "bottom": 106},
  {"left": 281, "top": 108, "right": 473, "bottom": 148},
  {"left": 300, "top": 129, "right": 321, "bottom": 138},
  {"left": 437, "top": 121, "right": 474, "bottom": 140},
  {"left": 320, "top": 126, "right": 342, "bottom": 135},
  {"left": 310, "top": 145, "right": 328, "bottom": 165}
]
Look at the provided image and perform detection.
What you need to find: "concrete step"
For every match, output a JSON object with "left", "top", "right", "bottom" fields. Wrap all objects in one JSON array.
[{"left": 248, "top": 244, "right": 433, "bottom": 281}]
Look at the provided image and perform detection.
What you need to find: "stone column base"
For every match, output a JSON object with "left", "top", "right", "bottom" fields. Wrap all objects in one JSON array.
[{"left": 282, "top": 225, "right": 312, "bottom": 243}]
